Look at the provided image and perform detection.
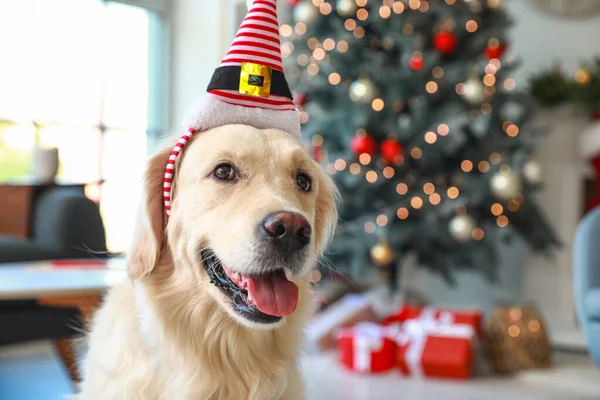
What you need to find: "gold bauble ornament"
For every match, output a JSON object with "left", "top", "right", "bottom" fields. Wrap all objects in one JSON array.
[
  {"left": 371, "top": 242, "right": 394, "bottom": 266},
  {"left": 574, "top": 68, "right": 592, "bottom": 86},
  {"left": 350, "top": 77, "right": 377, "bottom": 104},
  {"left": 336, "top": 0, "right": 357, "bottom": 16},
  {"left": 491, "top": 170, "right": 523, "bottom": 199}
]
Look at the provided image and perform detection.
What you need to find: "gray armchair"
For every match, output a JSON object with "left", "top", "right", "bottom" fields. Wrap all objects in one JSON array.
[{"left": 0, "top": 187, "right": 107, "bottom": 263}]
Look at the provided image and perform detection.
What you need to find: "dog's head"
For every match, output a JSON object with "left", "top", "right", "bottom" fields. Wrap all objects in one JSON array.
[{"left": 128, "top": 124, "right": 338, "bottom": 329}]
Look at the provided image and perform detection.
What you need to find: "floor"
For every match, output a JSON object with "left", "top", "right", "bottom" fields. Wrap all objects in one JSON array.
[
  {"left": 302, "top": 352, "right": 600, "bottom": 400},
  {"left": 0, "top": 341, "right": 598, "bottom": 400}
]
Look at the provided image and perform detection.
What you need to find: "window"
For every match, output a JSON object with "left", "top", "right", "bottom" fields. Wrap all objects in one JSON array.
[{"left": 0, "top": 0, "right": 168, "bottom": 252}]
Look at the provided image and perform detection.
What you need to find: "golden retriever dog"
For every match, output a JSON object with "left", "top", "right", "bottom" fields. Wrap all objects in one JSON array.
[{"left": 77, "top": 124, "right": 338, "bottom": 400}]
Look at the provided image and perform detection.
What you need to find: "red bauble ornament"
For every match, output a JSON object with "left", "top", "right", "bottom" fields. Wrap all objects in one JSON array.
[
  {"left": 294, "top": 92, "right": 307, "bottom": 107},
  {"left": 381, "top": 139, "right": 404, "bottom": 164},
  {"left": 287, "top": 0, "right": 302, "bottom": 7},
  {"left": 593, "top": 110, "right": 600, "bottom": 121},
  {"left": 433, "top": 31, "right": 458, "bottom": 55},
  {"left": 485, "top": 42, "right": 508, "bottom": 59},
  {"left": 409, "top": 55, "right": 425, "bottom": 71},
  {"left": 351, "top": 134, "right": 377, "bottom": 156}
]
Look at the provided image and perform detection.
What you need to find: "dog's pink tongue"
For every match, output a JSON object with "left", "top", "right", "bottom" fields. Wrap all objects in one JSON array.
[{"left": 246, "top": 274, "right": 298, "bottom": 317}]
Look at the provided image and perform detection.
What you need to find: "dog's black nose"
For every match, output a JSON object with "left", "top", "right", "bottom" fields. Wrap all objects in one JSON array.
[{"left": 261, "top": 211, "right": 311, "bottom": 255}]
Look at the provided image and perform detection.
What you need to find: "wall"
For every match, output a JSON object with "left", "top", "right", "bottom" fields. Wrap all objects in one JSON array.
[{"left": 508, "top": 1, "right": 600, "bottom": 85}]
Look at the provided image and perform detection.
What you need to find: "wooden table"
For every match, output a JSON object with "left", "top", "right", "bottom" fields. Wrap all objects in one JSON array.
[{"left": 0, "top": 259, "right": 127, "bottom": 381}]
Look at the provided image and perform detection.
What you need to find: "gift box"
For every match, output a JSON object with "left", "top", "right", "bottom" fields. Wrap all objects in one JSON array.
[
  {"left": 392, "top": 307, "right": 478, "bottom": 380},
  {"left": 384, "top": 305, "right": 483, "bottom": 339},
  {"left": 486, "top": 305, "right": 552, "bottom": 374},
  {"left": 337, "top": 322, "right": 397, "bottom": 374},
  {"left": 307, "top": 294, "right": 378, "bottom": 352}
]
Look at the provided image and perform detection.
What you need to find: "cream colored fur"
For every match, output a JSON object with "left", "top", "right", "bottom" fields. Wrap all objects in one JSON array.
[{"left": 77, "top": 125, "right": 338, "bottom": 400}]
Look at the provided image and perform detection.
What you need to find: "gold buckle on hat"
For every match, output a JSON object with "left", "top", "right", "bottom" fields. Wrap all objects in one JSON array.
[{"left": 239, "top": 62, "right": 272, "bottom": 97}]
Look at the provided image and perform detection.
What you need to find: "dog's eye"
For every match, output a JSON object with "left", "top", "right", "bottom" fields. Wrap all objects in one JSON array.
[
  {"left": 297, "top": 173, "right": 312, "bottom": 192},
  {"left": 213, "top": 164, "right": 236, "bottom": 181}
]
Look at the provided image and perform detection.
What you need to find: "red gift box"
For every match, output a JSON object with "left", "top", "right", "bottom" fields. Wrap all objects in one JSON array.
[
  {"left": 384, "top": 305, "right": 483, "bottom": 339},
  {"left": 392, "top": 307, "right": 477, "bottom": 380},
  {"left": 337, "top": 322, "right": 397, "bottom": 374}
]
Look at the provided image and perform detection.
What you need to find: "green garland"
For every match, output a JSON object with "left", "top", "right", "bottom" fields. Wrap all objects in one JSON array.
[{"left": 529, "top": 58, "right": 600, "bottom": 113}]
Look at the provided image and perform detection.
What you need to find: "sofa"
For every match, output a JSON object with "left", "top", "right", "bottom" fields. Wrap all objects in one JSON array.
[
  {"left": 0, "top": 187, "right": 107, "bottom": 264},
  {"left": 574, "top": 206, "right": 600, "bottom": 366}
]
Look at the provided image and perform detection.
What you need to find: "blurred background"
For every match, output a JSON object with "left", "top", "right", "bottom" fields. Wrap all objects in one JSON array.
[{"left": 0, "top": 0, "right": 599, "bottom": 399}]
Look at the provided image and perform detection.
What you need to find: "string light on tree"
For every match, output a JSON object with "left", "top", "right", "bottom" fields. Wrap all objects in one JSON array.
[
  {"left": 523, "top": 158, "right": 543, "bottom": 185},
  {"left": 336, "top": 0, "right": 357, "bottom": 16},
  {"left": 463, "top": 76, "right": 486, "bottom": 105},
  {"left": 449, "top": 214, "right": 476, "bottom": 242}
]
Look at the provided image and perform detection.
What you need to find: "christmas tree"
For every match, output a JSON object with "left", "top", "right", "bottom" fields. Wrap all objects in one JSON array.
[{"left": 283, "top": 0, "right": 558, "bottom": 288}]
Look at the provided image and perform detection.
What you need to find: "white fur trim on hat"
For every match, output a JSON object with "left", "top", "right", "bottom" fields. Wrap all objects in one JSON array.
[
  {"left": 580, "top": 121, "right": 600, "bottom": 159},
  {"left": 183, "top": 93, "right": 302, "bottom": 138}
]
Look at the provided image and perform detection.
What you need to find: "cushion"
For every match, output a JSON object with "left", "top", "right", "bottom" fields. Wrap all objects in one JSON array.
[{"left": 585, "top": 289, "right": 600, "bottom": 320}]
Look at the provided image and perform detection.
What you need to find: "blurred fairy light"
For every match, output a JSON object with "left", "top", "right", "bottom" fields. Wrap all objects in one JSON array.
[
  {"left": 429, "top": 193, "right": 441, "bottom": 205},
  {"left": 472, "top": 228, "right": 485, "bottom": 241},
  {"left": 409, "top": 0, "right": 421, "bottom": 10},
  {"left": 313, "top": 48, "right": 326, "bottom": 60},
  {"left": 337, "top": 40, "right": 349, "bottom": 52},
  {"left": 483, "top": 74, "right": 496, "bottom": 86},
  {"left": 491, "top": 203, "right": 503, "bottom": 216},
  {"left": 411, "top": 147, "right": 423, "bottom": 159},
  {"left": 281, "top": 42, "right": 294, "bottom": 58},
  {"left": 359, "top": 153, "right": 372, "bottom": 165},
  {"left": 497, "top": 215, "right": 509, "bottom": 228},
  {"left": 419, "top": 1, "right": 430, "bottom": 12},
  {"left": 504, "top": 78, "right": 516, "bottom": 90},
  {"left": 364, "top": 222, "right": 376, "bottom": 233},
  {"left": 376, "top": 214, "right": 389, "bottom": 227},
  {"left": 297, "top": 54, "right": 309, "bottom": 66},
  {"left": 461, "top": 160, "right": 473, "bottom": 172},
  {"left": 366, "top": 170, "right": 378, "bottom": 183},
  {"left": 397, "top": 207, "right": 409, "bottom": 220},
  {"left": 307, "top": 63, "right": 319, "bottom": 75},
  {"left": 344, "top": 19, "right": 357, "bottom": 31},
  {"left": 466, "top": 20, "right": 478, "bottom": 33},
  {"left": 323, "top": 38, "right": 335, "bottom": 50},
  {"left": 357, "top": 8, "right": 369, "bottom": 20},
  {"left": 312, "top": 135, "right": 323, "bottom": 146},
  {"left": 437, "top": 124, "right": 449, "bottom": 136},
  {"left": 426, "top": 81, "right": 438, "bottom": 94},
  {"left": 319, "top": 2, "right": 332, "bottom": 14},
  {"left": 372, "top": 98, "right": 385, "bottom": 111},
  {"left": 529, "top": 320, "right": 541, "bottom": 333},
  {"left": 356, "top": 0, "right": 368, "bottom": 6},
  {"left": 396, "top": 183, "right": 408, "bottom": 195},
  {"left": 423, "top": 183, "right": 435, "bottom": 195},
  {"left": 481, "top": 103, "right": 492, "bottom": 114},
  {"left": 329, "top": 72, "right": 341, "bottom": 85},
  {"left": 485, "top": 63, "right": 498, "bottom": 75},
  {"left": 506, "top": 124, "right": 520, "bottom": 137},
  {"left": 326, "top": 163, "right": 336, "bottom": 174},
  {"left": 490, "top": 58, "right": 502, "bottom": 69},
  {"left": 411, "top": 196, "right": 424, "bottom": 209},
  {"left": 307, "top": 38, "right": 319, "bottom": 49},
  {"left": 424, "top": 131, "right": 437, "bottom": 144},
  {"left": 514, "top": 193, "right": 525, "bottom": 204},
  {"left": 312, "top": 0, "right": 323, "bottom": 6},
  {"left": 455, "top": 83, "right": 465, "bottom": 95},
  {"left": 280, "top": 24, "right": 293, "bottom": 37},
  {"left": 447, "top": 187, "right": 460, "bottom": 199},
  {"left": 442, "top": 19, "right": 456, "bottom": 31},
  {"left": 349, "top": 163, "right": 361, "bottom": 175},
  {"left": 484, "top": 86, "right": 496, "bottom": 96},
  {"left": 402, "top": 24, "right": 414, "bottom": 35},
  {"left": 478, "top": 161, "right": 490, "bottom": 173},
  {"left": 334, "top": 159, "right": 347, "bottom": 171},
  {"left": 508, "top": 200, "right": 520, "bottom": 212},
  {"left": 445, "top": 0, "right": 456, "bottom": 4},
  {"left": 490, "top": 152, "right": 501, "bottom": 164},
  {"left": 393, "top": 1, "right": 405, "bottom": 13},
  {"left": 383, "top": 166, "right": 395, "bottom": 178},
  {"left": 354, "top": 27, "right": 365, "bottom": 39},
  {"left": 299, "top": 112, "right": 309, "bottom": 124},
  {"left": 499, "top": 164, "right": 512, "bottom": 174},
  {"left": 383, "top": 0, "right": 393, "bottom": 6},
  {"left": 432, "top": 67, "right": 444, "bottom": 79},
  {"left": 295, "top": 23, "right": 307, "bottom": 35},
  {"left": 380, "top": 5, "right": 392, "bottom": 18},
  {"left": 487, "top": 0, "right": 502, "bottom": 7}
]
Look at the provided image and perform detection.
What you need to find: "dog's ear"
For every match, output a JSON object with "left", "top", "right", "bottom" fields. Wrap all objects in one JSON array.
[
  {"left": 128, "top": 146, "right": 172, "bottom": 280},
  {"left": 314, "top": 165, "right": 340, "bottom": 254}
]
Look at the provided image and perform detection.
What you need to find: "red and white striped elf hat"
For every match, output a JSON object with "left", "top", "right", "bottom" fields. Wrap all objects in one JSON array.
[{"left": 164, "top": 0, "right": 300, "bottom": 217}]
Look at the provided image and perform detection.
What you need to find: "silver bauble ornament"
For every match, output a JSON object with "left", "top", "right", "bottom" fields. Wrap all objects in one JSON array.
[
  {"left": 523, "top": 159, "right": 543, "bottom": 185},
  {"left": 294, "top": 1, "right": 319, "bottom": 24},
  {"left": 463, "top": 76, "right": 486, "bottom": 106},
  {"left": 449, "top": 215, "right": 476, "bottom": 242},
  {"left": 491, "top": 170, "right": 523, "bottom": 199},
  {"left": 349, "top": 78, "right": 376, "bottom": 103},
  {"left": 336, "top": 0, "right": 357, "bottom": 16}
]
